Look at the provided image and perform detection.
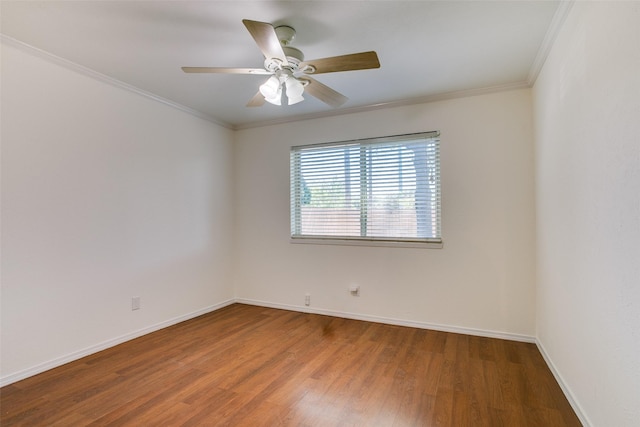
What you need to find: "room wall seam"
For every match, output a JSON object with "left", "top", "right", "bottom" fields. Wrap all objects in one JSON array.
[{"left": 536, "top": 338, "right": 592, "bottom": 427}]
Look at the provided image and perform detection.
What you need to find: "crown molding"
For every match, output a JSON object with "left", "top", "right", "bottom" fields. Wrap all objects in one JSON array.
[
  {"left": 232, "top": 81, "right": 531, "bottom": 130},
  {"left": 1, "top": 34, "right": 233, "bottom": 130},
  {"left": 3, "top": 13, "right": 562, "bottom": 133},
  {"left": 527, "top": 0, "right": 575, "bottom": 85}
]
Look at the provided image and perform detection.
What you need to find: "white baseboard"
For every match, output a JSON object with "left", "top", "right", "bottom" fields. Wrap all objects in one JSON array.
[
  {"left": 536, "top": 339, "right": 591, "bottom": 427},
  {"left": 0, "top": 299, "right": 235, "bottom": 387},
  {"left": 3, "top": 296, "right": 589, "bottom": 427},
  {"left": 240, "top": 299, "right": 593, "bottom": 424},
  {"left": 0, "top": 297, "right": 543, "bottom": 387},
  {"left": 235, "top": 298, "right": 536, "bottom": 343}
]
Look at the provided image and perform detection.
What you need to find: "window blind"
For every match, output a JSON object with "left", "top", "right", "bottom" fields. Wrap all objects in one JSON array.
[{"left": 290, "top": 132, "right": 441, "bottom": 243}]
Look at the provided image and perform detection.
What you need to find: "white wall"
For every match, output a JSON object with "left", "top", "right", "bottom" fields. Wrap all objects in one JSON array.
[
  {"left": 533, "top": 2, "right": 640, "bottom": 426},
  {"left": 233, "top": 89, "right": 536, "bottom": 338},
  {"left": 1, "top": 42, "right": 235, "bottom": 382}
]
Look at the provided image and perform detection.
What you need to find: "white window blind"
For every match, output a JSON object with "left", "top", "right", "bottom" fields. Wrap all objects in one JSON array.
[{"left": 290, "top": 132, "right": 441, "bottom": 245}]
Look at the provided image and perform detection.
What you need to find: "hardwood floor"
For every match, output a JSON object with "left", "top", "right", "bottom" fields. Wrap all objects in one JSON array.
[{"left": 1, "top": 304, "right": 581, "bottom": 426}]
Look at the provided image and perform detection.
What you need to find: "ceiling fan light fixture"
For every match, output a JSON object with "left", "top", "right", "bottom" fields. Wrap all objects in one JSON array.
[
  {"left": 264, "top": 86, "right": 282, "bottom": 105},
  {"left": 259, "top": 75, "right": 280, "bottom": 98},
  {"left": 285, "top": 77, "right": 305, "bottom": 105},
  {"left": 184, "top": 20, "right": 380, "bottom": 109},
  {"left": 287, "top": 93, "right": 304, "bottom": 105},
  {"left": 259, "top": 75, "right": 283, "bottom": 105}
]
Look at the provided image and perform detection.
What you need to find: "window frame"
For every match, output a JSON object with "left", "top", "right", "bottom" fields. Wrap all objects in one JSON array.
[{"left": 290, "top": 131, "right": 443, "bottom": 249}]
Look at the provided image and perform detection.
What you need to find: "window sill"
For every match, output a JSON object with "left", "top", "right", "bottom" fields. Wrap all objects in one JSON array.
[{"left": 290, "top": 237, "right": 443, "bottom": 249}]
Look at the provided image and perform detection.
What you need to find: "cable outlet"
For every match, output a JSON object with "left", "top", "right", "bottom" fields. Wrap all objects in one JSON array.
[
  {"left": 349, "top": 284, "right": 360, "bottom": 296},
  {"left": 132, "top": 296, "right": 141, "bottom": 311},
  {"left": 305, "top": 294, "right": 310, "bottom": 306}
]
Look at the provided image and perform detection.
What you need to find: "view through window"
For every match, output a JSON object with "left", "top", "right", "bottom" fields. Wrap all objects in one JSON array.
[{"left": 290, "top": 132, "right": 441, "bottom": 245}]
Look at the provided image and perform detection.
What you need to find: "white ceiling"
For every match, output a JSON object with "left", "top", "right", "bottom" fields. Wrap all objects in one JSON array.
[{"left": 1, "top": 1, "right": 562, "bottom": 129}]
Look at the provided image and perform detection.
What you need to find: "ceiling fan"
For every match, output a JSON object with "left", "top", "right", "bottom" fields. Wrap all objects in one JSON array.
[{"left": 182, "top": 19, "right": 380, "bottom": 108}]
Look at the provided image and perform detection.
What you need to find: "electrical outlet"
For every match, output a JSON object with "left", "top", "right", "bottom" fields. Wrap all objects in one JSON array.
[
  {"left": 132, "top": 296, "right": 141, "bottom": 311},
  {"left": 305, "top": 294, "right": 310, "bottom": 306}
]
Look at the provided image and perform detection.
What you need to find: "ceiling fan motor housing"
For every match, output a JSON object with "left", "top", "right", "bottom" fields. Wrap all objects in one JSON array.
[
  {"left": 183, "top": 20, "right": 379, "bottom": 108},
  {"left": 263, "top": 46, "right": 304, "bottom": 72},
  {"left": 275, "top": 25, "right": 304, "bottom": 65},
  {"left": 275, "top": 25, "right": 296, "bottom": 45},
  {"left": 283, "top": 46, "right": 304, "bottom": 64}
]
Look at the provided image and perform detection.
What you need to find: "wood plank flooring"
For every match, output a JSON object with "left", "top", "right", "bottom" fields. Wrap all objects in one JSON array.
[{"left": 1, "top": 304, "right": 581, "bottom": 426}]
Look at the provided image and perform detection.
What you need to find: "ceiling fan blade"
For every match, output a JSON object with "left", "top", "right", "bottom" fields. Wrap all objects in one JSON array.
[
  {"left": 246, "top": 91, "right": 266, "bottom": 107},
  {"left": 182, "top": 67, "right": 271, "bottom": 75},
  {"left": 242, "top": 19, "right": 289, "bottom": 66},
  {"left": 303, "top": 77, "right": 348, "bottom": 108},
  {"left": 299, "top": 51, "right": 380, "bottom": 75}
]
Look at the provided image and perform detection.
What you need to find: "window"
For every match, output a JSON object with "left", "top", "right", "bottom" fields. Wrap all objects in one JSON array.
[{"left": 290, "top": 131, "right": 441, "bottom": 247}]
